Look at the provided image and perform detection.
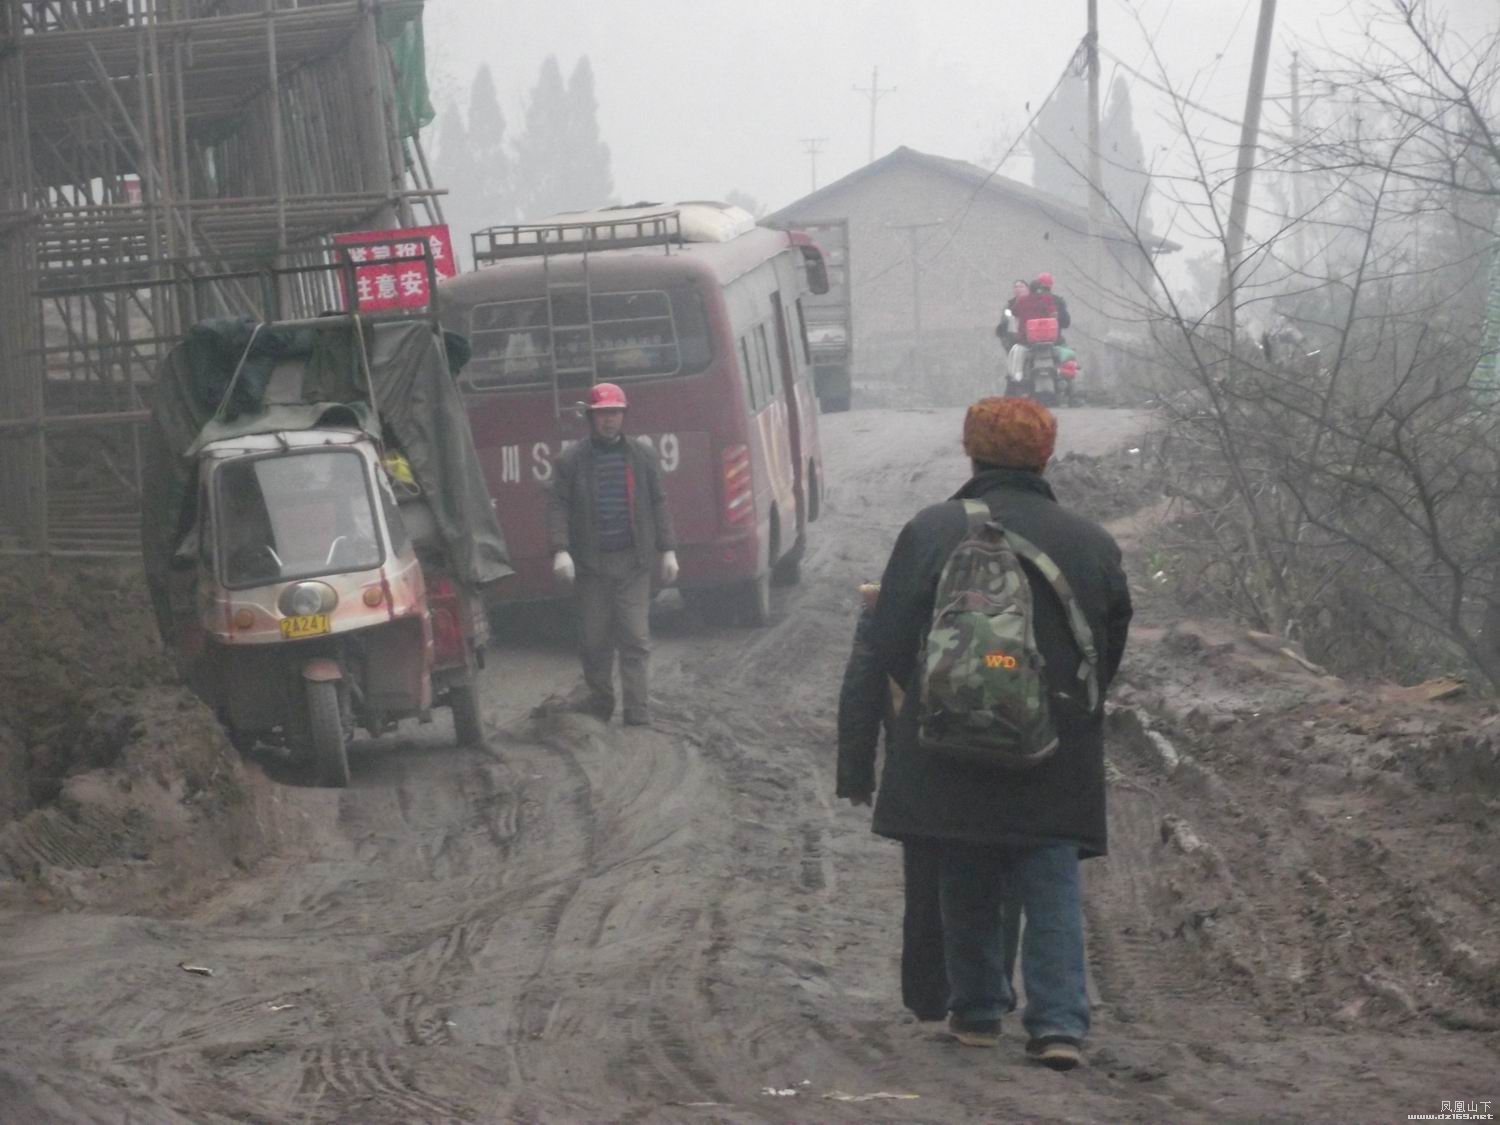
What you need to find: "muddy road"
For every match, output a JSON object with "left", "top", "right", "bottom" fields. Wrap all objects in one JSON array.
[{"left": 2, "top": 407, "right": 1497, "bottom": 1123}]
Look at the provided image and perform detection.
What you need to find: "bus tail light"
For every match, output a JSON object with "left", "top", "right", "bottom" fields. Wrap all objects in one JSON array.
[{"left": 722, "top": 444, "right": 754, "bottom": 528}]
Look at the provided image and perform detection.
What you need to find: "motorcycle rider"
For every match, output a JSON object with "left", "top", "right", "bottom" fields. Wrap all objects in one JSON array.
[
  {"left": 1005, "top": 273, "right": 1071, "bottom": 384},
  {"left": 996, "top": 279, "right": 1031, "bottom": 353},
  {"left": 1032, "top": 272, "right": 1071, "bottom": 337}
]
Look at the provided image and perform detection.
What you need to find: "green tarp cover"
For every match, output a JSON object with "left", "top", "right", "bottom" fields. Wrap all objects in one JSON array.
[
  {"left": 379, "top": 4, "right": 435, "bottom": 139},
  {"left": 142, "top": 317, "right": 511, "bottom": 636}
]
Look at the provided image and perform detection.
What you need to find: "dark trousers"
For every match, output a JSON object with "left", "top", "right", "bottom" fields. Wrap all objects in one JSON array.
[
  {"left": 577, "top": 548, "right": 652, "bottom": 719},
  {"left": 902, "top": 842, "right": 949, "bottom": 1018},
  {"left": 904, "top": 839, "right": 1023, "bottom": 1020},
  {"left": 938, "top": 841, "right": 1087, "bottom": 1038}
]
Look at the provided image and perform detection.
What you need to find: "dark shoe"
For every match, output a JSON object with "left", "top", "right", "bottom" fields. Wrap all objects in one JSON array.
[
  {"left": 947, "top": 1015, "right": 1001, "bottom": 1048},
  {"left": 912, "top": 1006, "right": 947, "bottom": 1023},
  {"left": 567, "top": 695, "right": 613, "bottom": 721},
  {"left": 1026, "top": 1036, "right": 1082, "bottom": 1071},
  {"left": 623, "top": 713, "right": 651, "bottom": 727}
]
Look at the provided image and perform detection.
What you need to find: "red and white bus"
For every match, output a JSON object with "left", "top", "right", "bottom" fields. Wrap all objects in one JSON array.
[{"left": 438, "top": 203, "right": 829, "bottom": 625}]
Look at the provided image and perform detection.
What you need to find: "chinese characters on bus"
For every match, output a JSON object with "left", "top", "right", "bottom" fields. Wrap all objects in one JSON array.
[{"left": 332, "top": 225, "right": 457, "bottom": 312}]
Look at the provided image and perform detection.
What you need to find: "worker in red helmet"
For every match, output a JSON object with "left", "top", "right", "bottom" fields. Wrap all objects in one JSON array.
[
  {"left": 1030, "top": 273, "right": 1071, "bottom": 335},
  {"left": 546, "top": 382, "right": 678, "bottom": 726}
]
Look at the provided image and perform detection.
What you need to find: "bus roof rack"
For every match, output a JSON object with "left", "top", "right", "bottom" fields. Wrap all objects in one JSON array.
[{"left": 472, "top": 209, "right": 685, "bottom": 264}]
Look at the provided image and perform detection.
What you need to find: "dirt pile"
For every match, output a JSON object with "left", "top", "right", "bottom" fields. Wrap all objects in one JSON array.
[
  {"left": 0, "top": 561, "right": 170, "bottom": 815},
  {"left": 1105, "top": 616, "right": 1500, "bottom": 1032},
  {"left": 1046, "top": 444, "right": 1162, "bottom": 526},
  {"left": 0, "top": 562, "right": 272, "bottom": 911}
]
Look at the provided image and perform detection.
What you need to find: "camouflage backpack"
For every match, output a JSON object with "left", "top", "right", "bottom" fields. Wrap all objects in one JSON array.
[{"left": 916, "top": 499, "right": 1100, "bottom": 769}]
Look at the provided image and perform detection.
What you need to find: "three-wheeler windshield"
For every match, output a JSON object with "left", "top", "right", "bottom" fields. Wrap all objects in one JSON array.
[{"left": 217, "top": 450, "right": 382, "bottom": 587}]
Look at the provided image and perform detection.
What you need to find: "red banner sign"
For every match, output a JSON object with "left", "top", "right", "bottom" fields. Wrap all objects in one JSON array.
[{"left": 332, "top": 225, "right": 457, "bottom": 312}]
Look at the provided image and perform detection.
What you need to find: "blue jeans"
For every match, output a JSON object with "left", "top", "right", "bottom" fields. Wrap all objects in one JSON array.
[
  {"left": 905, "top": 840, "right": 1023, "bottom": 1018},
  {"left": 939, "top": 841, "right": 1088, "bottom": 1041}
]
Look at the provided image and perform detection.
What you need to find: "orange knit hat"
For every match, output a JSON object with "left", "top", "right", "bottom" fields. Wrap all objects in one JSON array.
[{"left": 962, "top": 396, "right": 1057, "bottom": 469}]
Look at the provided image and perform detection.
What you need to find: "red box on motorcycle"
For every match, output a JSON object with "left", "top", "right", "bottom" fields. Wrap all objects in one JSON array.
[{"left": 1025, "top": 317, "right": 1059, "bottom": 344}]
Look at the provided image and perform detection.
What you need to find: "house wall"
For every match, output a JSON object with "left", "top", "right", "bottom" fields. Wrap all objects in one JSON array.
[{"left": 778, "top": 162, "right": 1157, "bottom": 406}]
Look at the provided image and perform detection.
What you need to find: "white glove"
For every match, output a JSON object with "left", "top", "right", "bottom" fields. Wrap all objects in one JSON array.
[
  {"left": 659, "top": 550, "right": 679, "bottom": 586},
  {"left": 552, "top": 550, "right": 575, "bottom": 585}
]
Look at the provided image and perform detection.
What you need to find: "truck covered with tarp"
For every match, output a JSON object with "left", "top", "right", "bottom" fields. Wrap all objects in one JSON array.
[{"left": 142, "top": 315, "right": 511, "bottom": 640}]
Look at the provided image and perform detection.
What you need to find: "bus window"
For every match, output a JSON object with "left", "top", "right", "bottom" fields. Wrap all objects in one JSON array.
[
  {"left": 738, "top": 337, "right": 757, "bottom": 409},
  {"left": 752, "top": 324, "right": 776, "bottom": 407},
  {"left": 794, "top": 298, "right": 812, "bottom": 368},
  {"left": 467, "top": 284, "right": 711, "bottom": 391},
  {"left": 468, "top": 297, "right": 551, "bottom": 387}
]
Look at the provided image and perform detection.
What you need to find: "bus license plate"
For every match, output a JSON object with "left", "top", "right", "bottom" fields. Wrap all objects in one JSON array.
[{"left": 280, "top": 614, "right": 330, "bottom": 639}]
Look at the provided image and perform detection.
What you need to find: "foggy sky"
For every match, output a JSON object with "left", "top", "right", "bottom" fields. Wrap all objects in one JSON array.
[{"left": 424, "top": 0, "right": 1497, "bottom": 228}]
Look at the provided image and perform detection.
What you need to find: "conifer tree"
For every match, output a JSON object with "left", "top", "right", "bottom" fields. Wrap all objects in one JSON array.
[
  {"left": 561, "top": 57, "right": 614, "bottom": 210},
  {"left": 1030, "top": 74, "right": 1089, "bottom": 210},
  {"left": 512, "top": 56, "right": 573, "bottom": 220},
  {"left": 512, "top": 55, "right": 615, "bottom": 220},
  {"left": 467, "top": 64, "right": 513, "bottom": 230},
  {"left": 1102, "top": 76, "right": 1151, "bottom": 231}
]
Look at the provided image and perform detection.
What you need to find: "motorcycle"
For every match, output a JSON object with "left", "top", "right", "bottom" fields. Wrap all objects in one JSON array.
[{"left": 1004, "top": 315, "right": 1062, "bottom": 406}]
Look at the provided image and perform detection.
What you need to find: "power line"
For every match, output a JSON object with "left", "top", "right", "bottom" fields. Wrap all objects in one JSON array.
[
  {"left": 922, "top": 40, "right": 1090, "bottom": 265},
  {"left": 1100, "top": 46, "right": 1298, "bottom": 146},
  {"left": 888, "top": 219, "right": 946, "bottom": 337},
  {"left": 851, "top": 44, "right": 1087, "bottom": 297}
]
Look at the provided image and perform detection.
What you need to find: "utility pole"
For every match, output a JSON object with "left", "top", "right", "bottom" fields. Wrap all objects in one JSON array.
[
  {"left": 1289, "top": 49, "right": 1309, "bottom": 269},
  {"left": 799, "top": 137, "right": 828, "bottom": 193},
  {"left": 1223, "top": 0, "right": 1279, "bottom": 325},
  {"left": 1086, "top": 0, "right": 1103, "bottom": 252},
  {"left": 852, "top": 66, "right": 897, "bottom": 165},
  {"left": 888, "top": 219, "right": 945, "bottom": 339}
]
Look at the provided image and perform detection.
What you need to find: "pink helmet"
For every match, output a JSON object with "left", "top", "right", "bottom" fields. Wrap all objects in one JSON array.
[
  {"left": 587, "top": 382, "right": 628, "bottom": 410},
  {"left": 1036, "top": 271, "right": 1055, "bottom": 289}
]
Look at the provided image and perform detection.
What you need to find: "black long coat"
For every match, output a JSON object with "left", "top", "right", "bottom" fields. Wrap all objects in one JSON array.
[{"left": 869, "top": 468, "right": 1132, "bottom": 858}]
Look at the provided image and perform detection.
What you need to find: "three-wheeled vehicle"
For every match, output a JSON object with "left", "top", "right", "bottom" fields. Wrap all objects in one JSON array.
[{"left": 143, "top": 310, "right": 511, "bottom": 786}]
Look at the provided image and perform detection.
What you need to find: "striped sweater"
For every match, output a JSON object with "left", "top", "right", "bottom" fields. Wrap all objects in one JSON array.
[{"left": 592, "top": 440, "right": 634, "bottom": 551}]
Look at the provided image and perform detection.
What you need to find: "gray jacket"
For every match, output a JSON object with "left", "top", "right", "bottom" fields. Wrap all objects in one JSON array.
[{"left": 546, "top": 435, "right": 676, "bottom": 572}]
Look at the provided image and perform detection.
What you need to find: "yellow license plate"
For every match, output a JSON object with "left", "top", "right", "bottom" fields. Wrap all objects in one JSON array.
[{"left": 279, "top": 614, "right": 330, "bottom": 639}]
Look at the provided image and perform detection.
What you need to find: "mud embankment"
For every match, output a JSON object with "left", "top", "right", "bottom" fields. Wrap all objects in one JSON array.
[{"left": 0, "top": 564, "right": 279, "bottom": 912}]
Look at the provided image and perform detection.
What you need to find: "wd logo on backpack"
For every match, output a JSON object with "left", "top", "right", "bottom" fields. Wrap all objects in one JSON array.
[{"left": 917, "top": 499, "right": 1100, "bottom": 770}]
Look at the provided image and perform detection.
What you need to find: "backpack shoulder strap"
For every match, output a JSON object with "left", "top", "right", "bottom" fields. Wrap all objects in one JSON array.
[
  {"left": 1003, "top": 530, "right": 1101, "bottom": 711},
  {"left": 959, "top": 498, "right": 992, "bottom": 531}
]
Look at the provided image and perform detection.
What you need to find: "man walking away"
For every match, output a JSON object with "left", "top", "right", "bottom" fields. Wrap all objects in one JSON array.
[
  {"left": 868, "top": 397, "right": 1132, "bottom": 1069},
  {"left": 547, "top": 382, "right": 678, "bottom": 726},
  {"left": 837, "top": 583, "right": 946, "bottom": 1021},
  {"left": 837, "top": 583, "right": 1021, "bottom": 1023}
]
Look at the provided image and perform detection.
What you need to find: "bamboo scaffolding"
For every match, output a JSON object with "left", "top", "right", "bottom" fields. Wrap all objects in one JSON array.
[{"left": 0, "top": 0, "right": 433, "bottom": 556}]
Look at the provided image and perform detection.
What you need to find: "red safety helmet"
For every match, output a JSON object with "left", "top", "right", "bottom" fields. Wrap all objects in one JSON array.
[
  {"left": 587, "top": 382, "right": 628, "bottom": 410},
  {"left": 1035, "top": 271, "right": 1055, "bottom": 289}
]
